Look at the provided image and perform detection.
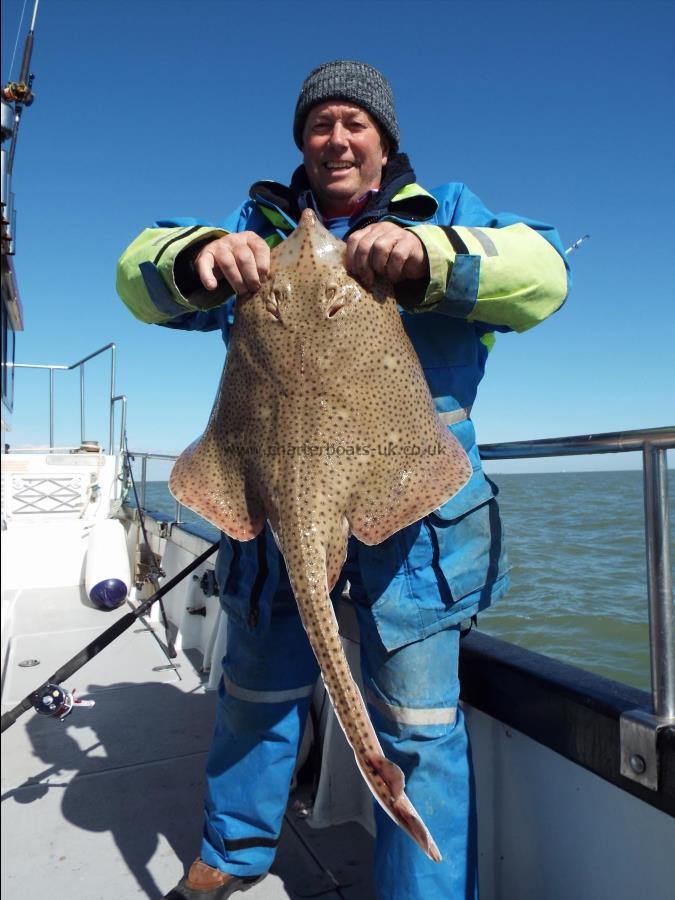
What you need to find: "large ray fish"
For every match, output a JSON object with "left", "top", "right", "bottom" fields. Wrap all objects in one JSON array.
[{"left": 169, "top": 209, "right": 472, "bottom": 861}]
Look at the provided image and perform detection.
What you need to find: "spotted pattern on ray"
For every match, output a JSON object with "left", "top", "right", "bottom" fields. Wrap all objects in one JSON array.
[{"left": 169, "top": 209, "right": 472, "bottom": 862}]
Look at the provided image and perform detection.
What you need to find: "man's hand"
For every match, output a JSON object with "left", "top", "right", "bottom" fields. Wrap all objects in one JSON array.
[
  {"left": 345, "top": 222, "right": 429, "bottom": 288},
  {"left": 194, "top": 232, "right": 270, "bottom": 296}
]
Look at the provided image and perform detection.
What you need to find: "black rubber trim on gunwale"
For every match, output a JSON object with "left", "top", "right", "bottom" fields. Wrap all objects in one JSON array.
[{"left": 459, "top": 631, "right": 674, "bottom": 817}]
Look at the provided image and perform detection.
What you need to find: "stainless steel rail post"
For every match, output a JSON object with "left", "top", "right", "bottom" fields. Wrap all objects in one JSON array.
[
  {"left": 110, "top": 395, "right": 127, "bottom": 499},
  {"left": 140, "top": 455, "right": 148, "bottom": 509},
  {"left": 79, "top": 366, "right": 85, "bottom": 444},
  {"left": 49, "top": 367, "right": 54, "bottom": 450},
  {"left": 112, "top": 394, "right": 126, "bottom": 456},
  {"left": 643, "top": 444, "right": 674, "bottom": 720},
  {"left": 109, "top": 344, "right": 116, "bottom": 454}
]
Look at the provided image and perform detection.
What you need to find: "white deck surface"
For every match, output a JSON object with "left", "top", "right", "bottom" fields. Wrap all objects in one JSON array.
[{"left": 1, "top": 586, "right": 376, "bottom": 899}]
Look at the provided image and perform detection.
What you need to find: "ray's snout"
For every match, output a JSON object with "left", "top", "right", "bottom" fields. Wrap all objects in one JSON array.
[{"left": 299, "top": 208, "right": 319, "bottom": 227}]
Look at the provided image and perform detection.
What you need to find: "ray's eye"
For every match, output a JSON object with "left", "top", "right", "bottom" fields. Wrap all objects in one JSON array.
[
  {"left": 325, "top": 283, "right": 345, "bottom": 318},
  {"left": 265, "top": 287, "right": 283, "bottom": 321}
]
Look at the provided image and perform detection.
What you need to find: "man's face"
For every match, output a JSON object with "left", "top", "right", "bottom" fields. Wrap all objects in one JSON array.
[{"left": 302, "top": 102, "right": 389, "bottom": 217}]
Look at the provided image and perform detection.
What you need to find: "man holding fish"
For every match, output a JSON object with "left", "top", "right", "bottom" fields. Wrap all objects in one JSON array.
[{"left": 118, "top": 61, "right": 570, "bottom": 900}]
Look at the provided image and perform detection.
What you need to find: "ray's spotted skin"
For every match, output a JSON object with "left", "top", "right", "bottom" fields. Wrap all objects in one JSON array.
[{"left": 169, "top": 209, "right": 472, "bottom": 861}]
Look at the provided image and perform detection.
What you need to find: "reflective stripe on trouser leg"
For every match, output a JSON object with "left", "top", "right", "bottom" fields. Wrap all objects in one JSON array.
[
  {"left": 347, "top": 546, "right": 478, "bottom": 900},
  {"left": 371, "top": 702, "right": 477, "bottom": 900},
  {"left": 200, "top": 579, "right": 319, "bottom": 877}
]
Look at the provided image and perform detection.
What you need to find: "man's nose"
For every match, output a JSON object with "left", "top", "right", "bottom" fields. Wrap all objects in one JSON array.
[{"left": 327, "top": 122, "right": 348, "bottom": 147}]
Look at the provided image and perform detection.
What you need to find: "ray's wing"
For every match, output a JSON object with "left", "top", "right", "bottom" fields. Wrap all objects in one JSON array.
[
  {"left": 169, "top": 435, "right": 266, "bottom": 541},
  {"left": 348, "top": 419, "right": 472, "bottom": 545},
  {"left": 343, "top": 296, "right": 473, "bottom": 545},
  {"left": 169, "top": 340, "right": 268, "bottom": 542}
]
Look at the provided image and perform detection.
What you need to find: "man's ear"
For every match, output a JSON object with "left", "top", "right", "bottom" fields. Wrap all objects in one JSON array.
[{"left": 381, "top": 137, "right": 390, "bottom": 168}]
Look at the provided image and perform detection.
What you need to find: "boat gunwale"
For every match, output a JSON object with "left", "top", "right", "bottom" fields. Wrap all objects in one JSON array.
[{"left": 459, "top": 630, "right": 675, "bottom": 818}]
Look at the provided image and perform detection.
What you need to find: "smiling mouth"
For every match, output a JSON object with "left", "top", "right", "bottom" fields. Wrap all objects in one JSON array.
[{"left": 323, "top": 161, "right": 357, "bottom": 171}]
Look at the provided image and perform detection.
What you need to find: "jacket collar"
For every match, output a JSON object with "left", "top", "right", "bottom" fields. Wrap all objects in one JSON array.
[{"left": 249, "top": 153, "right": 438, "bottom": 233}]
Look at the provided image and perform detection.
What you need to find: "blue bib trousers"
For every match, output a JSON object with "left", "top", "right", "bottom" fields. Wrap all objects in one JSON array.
[{"left": 200, "top": 539, "right": 478, "bottom": 900}]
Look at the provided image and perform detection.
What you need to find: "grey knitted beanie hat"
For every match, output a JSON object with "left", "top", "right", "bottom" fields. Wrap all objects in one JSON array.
[{"left": 293, "top": 60, "right": 399, "bottom": 151}]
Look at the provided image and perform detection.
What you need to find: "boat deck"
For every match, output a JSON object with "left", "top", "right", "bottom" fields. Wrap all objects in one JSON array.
[{"left": 1, "top": 586, "right": 376, "bottom": 899}]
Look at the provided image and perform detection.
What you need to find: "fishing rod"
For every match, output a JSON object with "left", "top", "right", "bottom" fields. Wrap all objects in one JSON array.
[
  {"left": 2, "top": 0, "right": 39, "bottom": 186},
  {"left": 2, "top": 0, "right": 40, "bottom": 256},
  {"left": 565, "top": 234, "right": 590, "bottom": 254},
  {"left": 0, "top": 538, "right": 220, "bottom": 734}
]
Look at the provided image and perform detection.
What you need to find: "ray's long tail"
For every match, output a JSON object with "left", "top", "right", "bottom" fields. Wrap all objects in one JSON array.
[{"left": 283, "top": 533, "right": 442, "bottom": 863}]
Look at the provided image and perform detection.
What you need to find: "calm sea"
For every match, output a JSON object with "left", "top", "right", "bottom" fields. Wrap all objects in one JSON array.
[{"left": 137, "top": 471, "right": 674, "bottom": 693}]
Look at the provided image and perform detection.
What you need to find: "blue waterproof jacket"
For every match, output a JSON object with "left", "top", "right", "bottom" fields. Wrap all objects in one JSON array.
[{"left": 116, "top": 154, "right": 570, "bottom": 649}]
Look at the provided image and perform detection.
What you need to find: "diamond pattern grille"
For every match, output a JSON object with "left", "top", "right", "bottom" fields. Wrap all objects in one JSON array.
[{"left": 10, "top": 475, "right": 86, "bottom": 515}]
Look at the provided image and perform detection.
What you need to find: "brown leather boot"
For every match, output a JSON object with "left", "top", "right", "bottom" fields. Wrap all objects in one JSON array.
[{"left": 163, "top": 858, "right": 266, "bottom": 899}]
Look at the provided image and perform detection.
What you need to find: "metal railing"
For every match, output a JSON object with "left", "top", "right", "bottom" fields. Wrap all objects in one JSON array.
[
  {"left": 126, "top": 451, "right": 183, "bottom": 523},
  {"left": 10, "top": 343, "right": 126, "bottom": 454},
  {"left": 480, "top": 426, "right": 674, "bottom": 724}
]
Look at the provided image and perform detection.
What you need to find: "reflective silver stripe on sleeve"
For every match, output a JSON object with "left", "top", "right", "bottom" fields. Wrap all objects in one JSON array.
[
  {"left": 149, "top": 226, "right": 189, "bottom": 247},
  {"left": 223, "top": 674, "right": 316, "bottom": 704},
  {"left": 438, "top": 406, "right": 472, "bottom": 426},
  {"left": 465, "top": 227, "right": 499, "bottom": 257},
  {"left": 366, "top": 689, "right": 457, "bottom": 726}
]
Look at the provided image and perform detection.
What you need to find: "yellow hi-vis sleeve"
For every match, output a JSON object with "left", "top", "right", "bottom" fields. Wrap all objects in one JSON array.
[
  {"left": 408, "top": 222, "right": 569, "bottom": 332},
  {"left": 116, "top": 226, "right": 228, "bottom": 324}
]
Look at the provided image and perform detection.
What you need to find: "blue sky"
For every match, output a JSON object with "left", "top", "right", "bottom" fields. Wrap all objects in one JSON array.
[{"left": 2, "top": 0, "right": 673, "bottom": 475}]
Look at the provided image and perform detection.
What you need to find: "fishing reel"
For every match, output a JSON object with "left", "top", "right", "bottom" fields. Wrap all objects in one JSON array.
[
  {"left": 31, "top": 683, "right": 95, "bottom": 722},
  {"left": 1, "top": 79, "right": 35, "bottom": 107}
]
